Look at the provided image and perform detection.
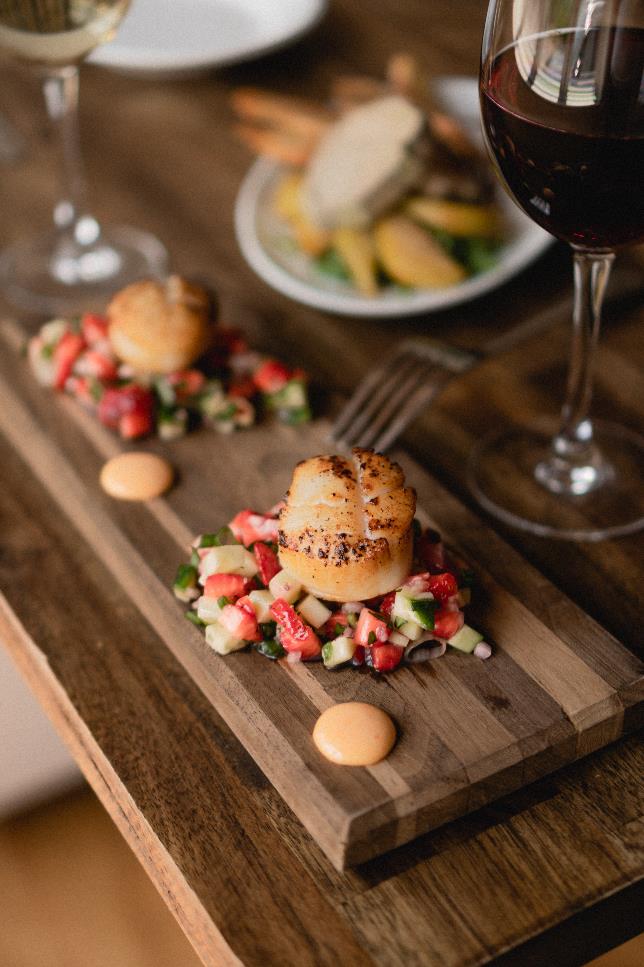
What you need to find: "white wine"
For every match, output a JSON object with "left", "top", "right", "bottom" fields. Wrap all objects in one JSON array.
[{"left": 0, "top": 0, "right": 130, "bottom": 64}]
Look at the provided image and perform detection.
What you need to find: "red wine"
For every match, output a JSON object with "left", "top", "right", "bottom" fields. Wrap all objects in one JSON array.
[{"left": 481, "top": 27, "right": 644, "bottom": 248}]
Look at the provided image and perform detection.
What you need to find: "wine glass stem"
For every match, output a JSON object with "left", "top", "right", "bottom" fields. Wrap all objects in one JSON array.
[
  {"left": 41, "top": 65, "right": 96, "bottom": 241},
  {"left": 536, "top": 248, "right": 615, "bottom": 496}
]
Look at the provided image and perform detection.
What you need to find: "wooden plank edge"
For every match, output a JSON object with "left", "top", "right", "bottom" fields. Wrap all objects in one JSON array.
[{"left": 0, "top": 595, "right": 242, "bottom": 967}]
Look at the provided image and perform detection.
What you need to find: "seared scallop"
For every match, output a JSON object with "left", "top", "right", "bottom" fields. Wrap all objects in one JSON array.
[{"left": 278, "top": 449, "right": 416, "bottom": 601}]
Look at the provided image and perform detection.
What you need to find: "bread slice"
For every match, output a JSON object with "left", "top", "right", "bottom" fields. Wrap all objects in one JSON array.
[{"left": 278, "top": 449, "right": 416, "bottom": 602}]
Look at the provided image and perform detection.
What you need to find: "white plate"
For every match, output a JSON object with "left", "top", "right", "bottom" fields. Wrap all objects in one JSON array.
[
  {"left": 234, "top": 77, "right": 552, "bottom": 318},
  {"left": 90, "top": 0, "right": 327, "bottom": 74}
]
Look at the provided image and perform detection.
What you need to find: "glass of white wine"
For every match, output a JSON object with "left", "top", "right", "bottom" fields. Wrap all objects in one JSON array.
[{"left": 0, "top": 1, "right": 167, "bottom": 314}]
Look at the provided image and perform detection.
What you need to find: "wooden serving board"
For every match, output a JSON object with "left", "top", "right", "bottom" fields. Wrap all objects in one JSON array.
[{"left": 1, "top": 319, "right": 642, "bottom": 872}]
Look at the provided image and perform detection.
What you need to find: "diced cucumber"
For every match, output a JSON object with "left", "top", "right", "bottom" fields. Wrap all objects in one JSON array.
[
  {"left": 388, "top": 630, "right": 409, "bottom": 648},
  {"left": 322, "top": 635, "right": 356, "bottom": 669},
  {"left": 197, "top": 526, "right": 238, "bottom": 548},
  {"left": 296, "top": 594, "right": 332, "bottom": 629},
  {"left": 41, "top": 319, "right": 68, "bottom": 344},
  {"left": 173, "top": 563, "right": 199, "bottom": 602},
  {"left": 198, "top": 381, "right": 226, "bottom": 418},
  {"left": 391, "top": 589, "right": 434, "bottom": 626},
  {"left": 158, "top": 407, "right": 188, "bottom": 441},
  {"left": 185, "top": 611, "right": 206, "bottom": 627},
  {"left": 410, "top": 597, "right": 438, "bottom": 630},
  {"left": 399, "top": 620, "right": 424, "bottom": 641},
  {"left": 266, "top": 379, "right": 307, "bottom": 411},
  {"left": 268, "top": 569, "right": 302, "bottom": 604},
  {"left": 255, "top": 639, "right": 286, "bottom": 661},
  {"left": 196, "top": 596, "right": 226, "bottom": 624},
  {"left": 447, "top": 623, "right": 484, "bottom": 654},
  {"left": 205, "top": 623, "right": 246, "bottom": 655},
  {"left": 246, "top": 589, "right": 275, "bottom": 623},
  {"left": 199, "top": 545, "right": 258, "bottom": 581}
]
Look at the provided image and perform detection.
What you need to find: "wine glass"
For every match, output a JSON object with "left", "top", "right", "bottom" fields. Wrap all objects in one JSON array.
[
  {"left": 0, "top": 1, "right": 167, "bottom": 315},
  {"left": 471, "top": 0, "right": 644, "bottom": 540}
]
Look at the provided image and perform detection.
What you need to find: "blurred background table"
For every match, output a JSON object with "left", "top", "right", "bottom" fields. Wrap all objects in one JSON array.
[{"left": 0, "top": 1, "right": 642, "bottom": 965}]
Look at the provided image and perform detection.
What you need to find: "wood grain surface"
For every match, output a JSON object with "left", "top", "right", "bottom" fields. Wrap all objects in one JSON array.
[
  {"left": 0, "top": 318, "right": 642, "bottom": 871},
  {"left": 0, "top": 0, "right": 643, "bottom": 962}
]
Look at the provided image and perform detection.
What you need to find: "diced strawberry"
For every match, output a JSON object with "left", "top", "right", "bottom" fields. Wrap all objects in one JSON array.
[
  {"left": 219, "top": 603, "right": 260, "bottom": 642},
  {"left": 352, "top": 645, "right": 366, "bottom": 667},
  {"left": 433, "top": 609, "right": 464, "bottom": 640},
  {"left": 379, "top": 592, "right": 396, "bottom": 618},
  {"left": 98, "top": 387, "right": 125, "bottom": 428},
  {"left": 253, "top": 542, "right": 281, "bottom": 585},
  {"left": 253, "top": 359, "right": 290, "bottom": 393},
  {"left": 75, "top": 349, "right": 118, "bottom": 381},
  {"left": 228, "top": 376, "right": 257, "bottom": 399},
  {"left": 417, "top": 529, "right": 446, "bottom": 570},
  {"left": 320, "top": 611, "right": 350, "bottom": 639},
  {"left": 81, "top": 313, "right": 109, "bottom": 344},
  {"left": 367, "top": 643, "right": 404, "bottom": 673},
  {"left": 53, "top": 331, "right": 85, "bottom": 390},
  {"left": 354, "top": 608, "right": 390, "bottom": 647},
  {"left": 119, "top": 409, "right": 154, "bottom": 439},
  {"left": 269, "top": 599, "right": 321, "bottom": 659},
  {"left": 98, "top": 383, "right": 154, "bottom": 430},
  {"left": 167, "top": 369, "right": 206, "bottom": 401},
  {"left": 425, "top": 572, "right": 459, "bottom": 602},
  {"left": 209, "top": 327, "right": 248, "bottom": 366},
  {"left": 203, "top": 573, "right": 249, "bottom": 600},
  {"left": 229, "top": 509, "right": 280, "bottom": 547},
  {"left": 65, "top": 375, "right": 98, "bottom": 408}
]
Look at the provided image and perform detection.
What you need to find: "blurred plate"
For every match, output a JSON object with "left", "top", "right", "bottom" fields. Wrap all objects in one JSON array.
[
  {"left": 90, "top": 0, "right": 327, "bottom": 74},
  {"left": 234, "top": 76, "right": 552, "bottom": 318}
]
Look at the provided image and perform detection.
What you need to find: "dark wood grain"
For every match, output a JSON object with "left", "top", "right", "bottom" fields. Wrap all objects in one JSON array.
[
  {"left": 1, "top": 320, "right": 641, "bottom": 871},
  {"left": 0, "top": 0, "right": 643, "bottom": 962}
]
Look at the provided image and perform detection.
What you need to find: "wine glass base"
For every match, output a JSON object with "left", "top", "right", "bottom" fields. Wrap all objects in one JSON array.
[
  {"left": 468, "top": 420, "right": 644, "bottom": 541},
  {"left": 0, "top": 224, "right": 168, "bottom": 316}
]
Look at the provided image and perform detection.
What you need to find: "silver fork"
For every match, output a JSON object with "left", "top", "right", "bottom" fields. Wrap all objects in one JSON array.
[
  {"left": 330, "top": 338, "right": 479, "bottom": 452},
  {"left": 329, "top": 274, "right": 643, "bottom": 454}
]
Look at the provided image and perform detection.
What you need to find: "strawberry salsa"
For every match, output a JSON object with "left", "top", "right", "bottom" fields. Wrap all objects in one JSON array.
[
  {"left": 173, "top": 508, "right": 491, "bottom": 672},
  {"left": 27, "top": 314, "right": 311, "bottom": 440}
]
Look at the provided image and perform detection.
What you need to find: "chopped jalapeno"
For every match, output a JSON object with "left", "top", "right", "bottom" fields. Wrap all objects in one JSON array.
[
  {"left": 217, "top": 596, "right": 231, "bottom": 609},
  {"left": 260, "top": 621, "right": 277, "bottom": 639},
  {"left": 367, "top": 631, "right": 377, "bottom": 645},
  {"left": 346, "top": 613, "right": 358, "bottom": 628},
  {"left": 334, "top": 623, "right": 345, "bottom": 636}
]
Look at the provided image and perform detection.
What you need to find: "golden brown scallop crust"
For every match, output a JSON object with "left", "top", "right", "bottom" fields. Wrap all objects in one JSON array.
[
  {"left": 107, "top": 275, "right": 213, "bottom": 374},
  {"left": 278, "top": 448, "right": 415, "bottom": 601}
]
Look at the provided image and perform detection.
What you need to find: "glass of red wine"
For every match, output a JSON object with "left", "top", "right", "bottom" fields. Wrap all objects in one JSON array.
[{"left": 471, "top": 0, "right": 644, "bottom": 540}]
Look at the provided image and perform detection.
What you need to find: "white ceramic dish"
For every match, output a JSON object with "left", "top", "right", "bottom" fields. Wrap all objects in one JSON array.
[
  {"left": 90, "top": 0, "right": 327, "bottom": 74},
  {"left": 234, "top": 77, "right": 552, "bottom": 318}
]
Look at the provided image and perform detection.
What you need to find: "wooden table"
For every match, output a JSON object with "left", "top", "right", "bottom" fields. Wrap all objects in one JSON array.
[{"left": 0, "top": 2, "right": 642, "bottom": 964}]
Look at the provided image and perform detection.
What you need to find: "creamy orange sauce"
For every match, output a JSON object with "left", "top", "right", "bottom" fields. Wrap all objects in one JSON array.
[
  {"left": 312, "top": 702, "right": 396, "bottom": 766},
  {"left": 100, "top": 452, "right": 174, "bottom": 501}
]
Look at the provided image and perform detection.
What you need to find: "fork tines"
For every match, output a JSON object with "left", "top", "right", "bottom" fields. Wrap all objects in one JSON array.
[{"left": 330, "top": 338, "right": 478, "bottom": 453}]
